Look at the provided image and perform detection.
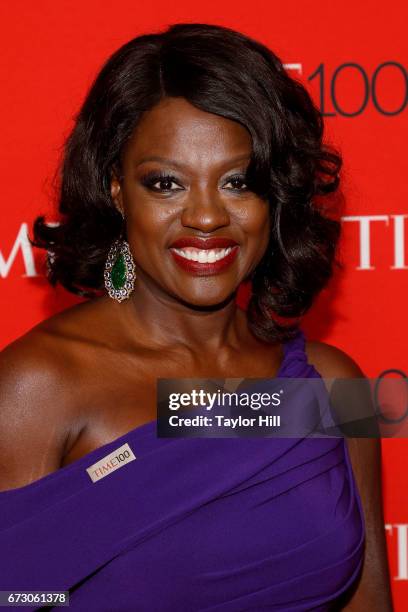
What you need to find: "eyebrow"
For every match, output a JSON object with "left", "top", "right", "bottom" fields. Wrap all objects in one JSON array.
[{"left": 134, "top": 153, "right": 251, "bottom": 170}]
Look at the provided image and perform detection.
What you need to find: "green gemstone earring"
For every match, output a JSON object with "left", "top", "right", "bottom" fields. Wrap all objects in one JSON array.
[{"left": 104, "top": 239, "right": 136, "bottom": 302}]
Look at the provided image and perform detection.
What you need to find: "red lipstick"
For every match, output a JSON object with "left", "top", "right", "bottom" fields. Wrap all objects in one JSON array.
[
  {"left": 168, "top": 236, "right": 239, "bottom": 276},
  {"left": 169, "top": 236, "right": 238, "bottom": 250}
]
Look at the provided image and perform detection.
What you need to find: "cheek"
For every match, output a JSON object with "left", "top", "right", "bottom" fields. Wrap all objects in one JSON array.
[
  {"left": 124, "top": 200, "right": 173, "bottom": 245},
  {"left": 253, "top": 221, "right": 271, "bottom": 263},
  {"left": 236, "top": 200, "right": 271, "bottom": 250}
]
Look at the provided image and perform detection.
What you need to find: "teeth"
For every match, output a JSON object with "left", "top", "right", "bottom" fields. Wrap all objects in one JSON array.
[{"left": 171, "top": 247, "right": 234, "bottom": 263}]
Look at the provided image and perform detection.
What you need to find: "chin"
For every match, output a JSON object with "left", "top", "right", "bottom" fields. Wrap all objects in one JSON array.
[{"left": 175, "top": 289, "right": 237, "bottom": 310}]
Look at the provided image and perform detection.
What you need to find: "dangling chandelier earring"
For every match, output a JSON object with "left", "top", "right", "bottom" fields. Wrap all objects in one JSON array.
[{"left": 104, "top": 239, "right": 136, "bottom": 302}]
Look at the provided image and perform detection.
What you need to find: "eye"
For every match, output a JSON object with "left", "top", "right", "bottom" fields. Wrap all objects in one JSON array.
[
  {"left": 140, "top": 171, "right": 184, "bottom": 193},
  {"left": 223, "top": 174, "right": 248, "bottom": 191}
]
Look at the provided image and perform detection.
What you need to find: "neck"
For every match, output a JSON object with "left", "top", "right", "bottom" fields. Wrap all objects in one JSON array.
[{"left": 117, "top": 276, "right": 250, "bottom": 354}]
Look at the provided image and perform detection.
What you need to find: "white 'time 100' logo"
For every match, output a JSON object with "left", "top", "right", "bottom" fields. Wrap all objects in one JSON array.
[{"left": 1, "top": 216, "right": 407, "bottom": 278}]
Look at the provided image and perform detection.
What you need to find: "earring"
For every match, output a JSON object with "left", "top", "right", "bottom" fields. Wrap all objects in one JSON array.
[{"left": 104, "top": 239, "right": 136, "bottom": 302}]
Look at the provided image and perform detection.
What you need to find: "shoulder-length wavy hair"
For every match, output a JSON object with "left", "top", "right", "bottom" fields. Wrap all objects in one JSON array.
[{"left": 32, "top": 22, "right": 343, "bottom": 344}]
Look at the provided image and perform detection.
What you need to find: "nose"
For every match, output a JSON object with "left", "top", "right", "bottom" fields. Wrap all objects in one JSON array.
[{"left": 180, "top": 191, "right": 230, "bottom": 233}]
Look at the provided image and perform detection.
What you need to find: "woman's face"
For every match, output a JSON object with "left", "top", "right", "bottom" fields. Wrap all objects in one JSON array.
[{"left": 111, "top": 96, "right": 270, "bottom": 307}]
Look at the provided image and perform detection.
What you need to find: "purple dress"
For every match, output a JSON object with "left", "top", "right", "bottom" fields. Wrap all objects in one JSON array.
[{"left": 0, "top": 328, "right": 365, "bottom": 611}]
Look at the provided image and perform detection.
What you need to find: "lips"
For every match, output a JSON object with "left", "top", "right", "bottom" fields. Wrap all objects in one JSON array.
[
  {"left": 169, "top": 246, "right": 239, "bottom": 275},
  {"left": 169, "top": 236, "right": 238, "bottom": 250},
  {"left": 168, "top": 236, "right": 240, "bottom": 275}
]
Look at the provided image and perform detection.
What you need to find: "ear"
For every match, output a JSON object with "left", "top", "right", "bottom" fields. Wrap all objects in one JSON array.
[{"left": 110, "top": 165, "right": 125, "bottom": 217}]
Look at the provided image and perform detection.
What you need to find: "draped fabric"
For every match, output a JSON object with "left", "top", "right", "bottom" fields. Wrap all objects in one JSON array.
[{"left": 0, "top": 329, "right": 365, "bottom": 611}]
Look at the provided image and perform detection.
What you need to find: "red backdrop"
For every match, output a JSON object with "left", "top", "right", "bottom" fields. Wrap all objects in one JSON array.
[{"left": 0, "top": 1, "right": 407, "bottom": 607}]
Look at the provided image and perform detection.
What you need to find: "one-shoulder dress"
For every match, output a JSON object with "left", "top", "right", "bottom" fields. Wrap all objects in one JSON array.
[{"left": 0, "top": 328, "right": 365, "bottom": 611}]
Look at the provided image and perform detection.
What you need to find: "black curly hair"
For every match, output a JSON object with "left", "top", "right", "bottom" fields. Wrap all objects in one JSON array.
[{"left": 31, "top": 22, "right": 343, "bottom": 344}]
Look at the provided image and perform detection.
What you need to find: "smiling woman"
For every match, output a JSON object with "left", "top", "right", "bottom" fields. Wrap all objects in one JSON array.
[
  {"left": 0, "top": 21, "right": 392, "bottom": 612},
  {"left": 107, "top": 95, "right": 273, "bottom": 304},
  {"left": 30, "top": 22, "right": 342, "bottom": 344}
]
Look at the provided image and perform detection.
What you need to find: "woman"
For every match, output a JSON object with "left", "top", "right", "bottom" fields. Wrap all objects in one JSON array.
[{"left": 0, "top": 22, "right": 392, "bottom": 611}]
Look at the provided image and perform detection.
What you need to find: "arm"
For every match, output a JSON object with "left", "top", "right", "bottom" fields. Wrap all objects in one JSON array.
[
  {"left": 0, "top": 332, "right": 72, "bottom": 492},
  {"left": 340, "top": 437, "right": 393, "bottom": 611},
  {"left": 305, "top": 341, "right": 394, "bottom": 611}
]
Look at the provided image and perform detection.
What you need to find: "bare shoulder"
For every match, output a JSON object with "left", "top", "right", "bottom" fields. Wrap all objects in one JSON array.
[
  {"left": 304, "top": 338, "right": 366, "bottom": 379},
  {"left": 0, "top": 323, "right": 79, "bottom": 407},
  {"left": 0, "top": 301, "right": 102, "bottom": 492},
  {"left": 0, "top": 299, "right": 101, "bottom": 406}
]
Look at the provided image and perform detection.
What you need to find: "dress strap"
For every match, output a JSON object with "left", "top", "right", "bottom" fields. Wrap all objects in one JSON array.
[
  {"left": 283, "top": 327, "right": 306, "bottom": 356},
  {"left": 281, "top": 327, "right": 318, "bottom": 378}
]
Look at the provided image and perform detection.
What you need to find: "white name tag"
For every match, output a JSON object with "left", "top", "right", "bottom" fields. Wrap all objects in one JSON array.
[{"left": 86, "top": 442, "right": 136, "bottom": 483}]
